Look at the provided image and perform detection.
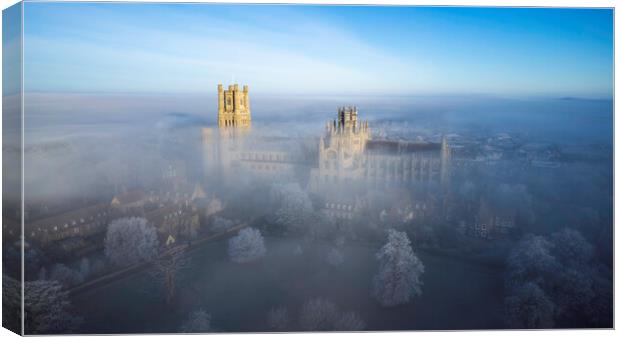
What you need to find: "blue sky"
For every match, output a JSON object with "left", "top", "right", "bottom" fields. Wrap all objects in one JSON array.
[{"left": 23, "top": 3, "right": 613, "bottom": 97}]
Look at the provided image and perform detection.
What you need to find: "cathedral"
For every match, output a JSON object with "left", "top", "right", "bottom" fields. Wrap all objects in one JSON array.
[
  {"left": 202, "top": 84, "right": 451, "bottom": 220},
  {"left": 309, "top": 106, "right": 450, "bottom": 191}
]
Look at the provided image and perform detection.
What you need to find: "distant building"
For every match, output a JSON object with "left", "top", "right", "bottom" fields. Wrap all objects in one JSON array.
[
  {"left": 26, "top": 203, "right": 112, "bottom": 246},
  {"left": 144, "top": 203, "right": 199, "bottom": 241}
]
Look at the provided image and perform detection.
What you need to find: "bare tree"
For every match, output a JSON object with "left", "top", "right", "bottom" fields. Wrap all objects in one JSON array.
[
  {"left": 373, "top": 229, "right": 425, "bottom": 307},
  {"left": 104, "top": 217, "right": 159, "bottom": 267},
  {"left": 150, "top": 245, "right": 191, "bottom": 304}
]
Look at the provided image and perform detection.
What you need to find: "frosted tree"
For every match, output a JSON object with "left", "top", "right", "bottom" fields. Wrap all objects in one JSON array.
[
  {"left": 104, "top": 217, "right": 159, "bottom": 267},
  {"left": 505, "top": 234, "right": 559, "bottom": 289},
  {"left": 551, "top": 267, "right": 595, "bottom": 319},
  {"left": 228, "top": 228, "right": 266, "bottom": 263},
  {"left": 3, "top": 275, "right": 22, "bottom": 333},
  {"left": 373, "top": 229, "right": 425, "bottom": 307},
  {"left": 179, "top": 309, "right": 212, "bottom": 333},
  {"left": 550, "top": 228, "right": 594, "bottom": 268},
  {"left": 271, "top": 183, "right": 313, "bottom": 233},
  {"left": 267, "top": 306, "right": 289, "bottom": 331},
  {"left": 150, "top": 245, "right": 191, "bottom": 304},
  {"left": 505, "top": 282, "right": 555, "bottom": 329},
  {"left": 548, "top": 229, "right": 596, "bottom": 319},
  {"left": 23, "top": 279, "right": 83, "bottom": 334},
  {"left": 49, "top": 264, "right": 84, "bottom": 288},
  {"left": 326, "top": 248, "right": 344, "bottom": 266},
  {"left": 334, "top": 311, "right": 366, "bottom": 331},
  {"left": 299, "top": 298, "right": 338, "bottom": 331}
]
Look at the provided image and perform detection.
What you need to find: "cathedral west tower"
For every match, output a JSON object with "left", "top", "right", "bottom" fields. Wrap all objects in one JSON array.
[{"left": 218, "top": 84, "right": 251, "bottom": 129}]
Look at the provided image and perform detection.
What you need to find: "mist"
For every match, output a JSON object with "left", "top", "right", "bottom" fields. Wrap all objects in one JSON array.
[{"left": 4, "top": 91, "right": 612, "bottom": 333}]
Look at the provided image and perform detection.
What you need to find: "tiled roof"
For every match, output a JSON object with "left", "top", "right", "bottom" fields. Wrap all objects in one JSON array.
[{"left": 27, "top": 203, "right": 111, "bottom": 229}]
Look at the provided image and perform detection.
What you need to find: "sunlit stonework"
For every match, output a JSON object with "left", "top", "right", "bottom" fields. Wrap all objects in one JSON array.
[
  {"left": 217, "top": 84, "right": 251, "bottom": 129},
  {"left": 203, "top": 84, "right": 451, "bottom": 221}
]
